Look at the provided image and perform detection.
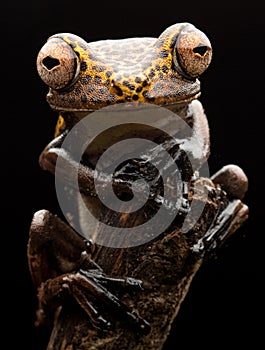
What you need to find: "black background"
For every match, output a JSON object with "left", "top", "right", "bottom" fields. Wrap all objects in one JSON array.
[{"left": 3, "top": 1, "right": 264, "bottom": 349}]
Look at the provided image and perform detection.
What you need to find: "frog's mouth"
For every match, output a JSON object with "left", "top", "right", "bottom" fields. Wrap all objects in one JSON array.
[
  {"left": 46, "top": 71, "right": 201, "bottom": 113},
  {"left": 47, "top": 90, "right": 201, "bottom": 114}
]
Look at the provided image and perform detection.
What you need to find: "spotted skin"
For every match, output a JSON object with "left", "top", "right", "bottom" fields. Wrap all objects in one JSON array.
[
  {"left": 49, "top": 36, "right": 191, "bottom": 110},
  {"left": 37, "top": 23, "right": 212, "bottom": 112}
]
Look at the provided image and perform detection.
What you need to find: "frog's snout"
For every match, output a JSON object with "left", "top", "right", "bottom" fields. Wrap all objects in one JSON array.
[
  {"left": 109, "top": 71, "right": 150, "bottom": 101},
  {"left": 36, "top": 37, "right": 80, "bottom": 90}
]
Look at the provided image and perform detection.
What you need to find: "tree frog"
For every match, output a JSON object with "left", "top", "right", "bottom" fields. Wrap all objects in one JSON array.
[{"left": 29, "top": 22, "right": 249, "bottom": 349}]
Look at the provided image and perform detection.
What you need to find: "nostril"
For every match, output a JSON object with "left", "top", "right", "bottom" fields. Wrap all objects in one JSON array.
[{"left": 42, "top": 55, "right": 60, "bottom": 70}]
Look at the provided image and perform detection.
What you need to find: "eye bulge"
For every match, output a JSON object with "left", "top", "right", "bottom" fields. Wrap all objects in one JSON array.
[
  {"left": 173, "top": 28, "right": 212, "bottom": 79},
  {"left": 36, "top": 38, "right": 80, "bottom": 90},
  {"left": 36, "top": 25, "right": 212, "bottom": 92}
]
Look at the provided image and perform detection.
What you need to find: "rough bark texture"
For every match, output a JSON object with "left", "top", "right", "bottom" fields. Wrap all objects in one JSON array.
[{"left": 42, "top": 177, "right": 246, "bottom": 350}]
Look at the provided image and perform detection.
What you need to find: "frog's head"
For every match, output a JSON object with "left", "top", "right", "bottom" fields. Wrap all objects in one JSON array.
[{"left": 37, "top": 22, "right": 212, "bottom": 113}]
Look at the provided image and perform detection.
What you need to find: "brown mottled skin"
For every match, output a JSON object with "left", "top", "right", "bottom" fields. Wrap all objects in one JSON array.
[
  {"left": 37, "top": 23, "right": 211, "bottom": 108},
  {"left": 29, "top": 22, "right": 249, "bottom": 349},
  {"left": 36, "top": 23, "right": 212, "bottom": 134}
]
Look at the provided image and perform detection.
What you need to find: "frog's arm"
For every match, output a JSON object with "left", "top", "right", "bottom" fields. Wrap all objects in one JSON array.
[
  {"left": 39, "top": 132, "right": 97, "bottom": 196},
  {"left": 40, "top": 100, "right": 210, "bottom": 197},
  {"left": 39, "top": 133, "right": 132, "bottom": 198},
  {"left": 180, "top": 99, "right": 210, "bottom": 170}
]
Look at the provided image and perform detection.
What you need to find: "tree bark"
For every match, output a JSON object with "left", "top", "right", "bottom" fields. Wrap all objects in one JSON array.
[{"left": 45, "top": 177, "right": 247, "bottom": 350}]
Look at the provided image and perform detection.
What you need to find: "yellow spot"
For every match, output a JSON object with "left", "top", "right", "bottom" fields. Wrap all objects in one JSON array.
[{"left": 54, "top": 115, "right": 65, "bottom": 137}]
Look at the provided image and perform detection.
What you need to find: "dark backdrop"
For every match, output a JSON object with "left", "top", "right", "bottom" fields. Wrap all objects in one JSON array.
[{"left": 3, "top": 1, "right": 263, "bottom": 349}]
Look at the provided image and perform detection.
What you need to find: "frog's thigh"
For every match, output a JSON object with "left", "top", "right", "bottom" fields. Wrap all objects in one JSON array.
[
  {"left": 28, "top": 209, "right": 86, "bottom": 287},
  {"left": 211, "top": 164, "right": 248, "bottom": 200}
]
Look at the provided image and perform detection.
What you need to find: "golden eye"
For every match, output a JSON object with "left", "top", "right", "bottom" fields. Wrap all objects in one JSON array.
[
  {"left": 36, "top": 37, "right": 80, "bottom": 90},
  {"left": 173, "top": 28, "right": 212, "bottom": 79}
]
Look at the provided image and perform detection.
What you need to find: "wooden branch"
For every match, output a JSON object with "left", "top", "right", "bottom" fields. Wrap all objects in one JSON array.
[{"left": 44, "top": 177, "right": 248, "bottom": 350}]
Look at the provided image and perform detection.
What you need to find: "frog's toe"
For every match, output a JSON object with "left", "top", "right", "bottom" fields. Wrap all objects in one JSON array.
[{"left": 211, "top": 164, "right": 248, "bottom": 200}]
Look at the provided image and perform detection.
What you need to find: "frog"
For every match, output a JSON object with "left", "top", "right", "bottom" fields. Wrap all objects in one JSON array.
[{"left": 28, "top": 22, "right": 249, "bottom": 349}]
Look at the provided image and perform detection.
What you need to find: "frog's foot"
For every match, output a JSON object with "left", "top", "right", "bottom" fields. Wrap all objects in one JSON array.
[
  {"left": 198, "top": 164, "right": 249, "bottom": 254},
  {"left": 193, "top": 199, "right": 249, "bottom": 255},
  {"left": 78, "top": 267, "right": 143, "bottom": 291},
  {"left": 36, "top": 271, "right": 150, "bottom": 334},
  {"left": 29, "top": 210, "right": 150, "bottom": 334},
  {"left": 211, "top": 164, "right": 248, "bottom": 200}
]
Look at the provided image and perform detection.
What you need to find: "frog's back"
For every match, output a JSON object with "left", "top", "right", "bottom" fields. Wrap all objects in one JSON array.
[{"left": 89, "top": 37, "right": 155, "bottom": 68}]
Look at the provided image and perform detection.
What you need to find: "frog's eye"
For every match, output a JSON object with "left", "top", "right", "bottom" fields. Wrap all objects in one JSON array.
[
  {"left": 36, "top": 38, "right": 80, "bottom": 90},
  {"left": 173, "top": 29, "right": 212, "bottom": 79}
]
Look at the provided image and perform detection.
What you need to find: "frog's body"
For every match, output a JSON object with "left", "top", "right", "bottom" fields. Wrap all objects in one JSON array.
[{"left": 29, "top": 22, "right": 249, "bottom": 350}]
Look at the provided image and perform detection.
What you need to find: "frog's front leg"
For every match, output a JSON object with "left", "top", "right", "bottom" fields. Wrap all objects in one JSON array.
[
  {"left": 193, "top": 198, "right": 249, "bottom": 255},
  {"left": 28, "top": 210, "right": 150, "bottom": 333},
  {"left": 191, "top": 164, "right": 249, "bottom": 255},
  {"left": 211, "top": 164, "right": 248, "bottom": 200},
  {"left": 201, "top": 164, "right": 249, "bottom": 251},
  {"left": 38, "top": 100, "right": 211, "bottom": 205}
]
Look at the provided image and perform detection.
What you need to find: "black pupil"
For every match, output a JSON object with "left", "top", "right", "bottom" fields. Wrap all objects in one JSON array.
[
  {"left": 42, "top": 55, "right": 60, "bottom": 70},
  {"left": 193, "top": 44, "right": 208, "bottom": 56}
]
